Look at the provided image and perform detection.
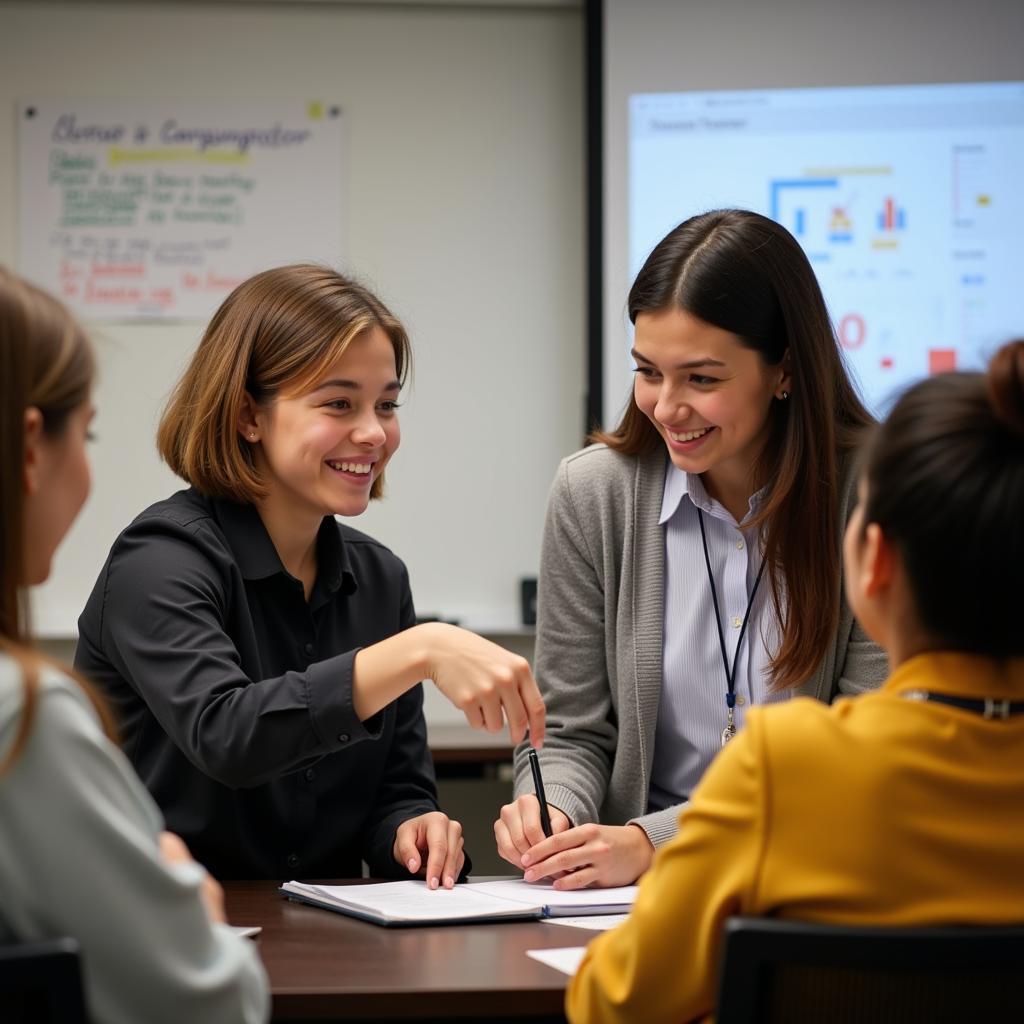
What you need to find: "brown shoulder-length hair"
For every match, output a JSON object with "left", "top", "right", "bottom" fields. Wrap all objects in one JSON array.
[
  {"left": 593, "top": 210, "right": 873, "bottom": 689},
  {"left": 0, "top": 267, "right": 117, "bottom": 773},
  {"left": 158, "top": 264, "right": 412, "bottom": 504}
]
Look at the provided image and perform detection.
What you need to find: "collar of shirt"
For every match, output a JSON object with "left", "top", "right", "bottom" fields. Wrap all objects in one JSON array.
[
  {"left": 210, "top": 496, "right": 357, "bottom": 597},
  {"left": 658, "top": 464, "right": 767, "bottom": 527},
  {"left": 882, "top": 651, "right": 1024, "bottom": 702}
]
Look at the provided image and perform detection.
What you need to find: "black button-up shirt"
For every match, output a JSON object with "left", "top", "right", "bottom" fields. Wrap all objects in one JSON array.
[{"left": 75, "top": 488, "right": 439, "bottom": 879}]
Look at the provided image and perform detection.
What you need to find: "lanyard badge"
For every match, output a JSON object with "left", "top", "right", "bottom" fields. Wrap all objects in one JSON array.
[{"left": 697, "top": 509, "right": 766, "bottom": 749}]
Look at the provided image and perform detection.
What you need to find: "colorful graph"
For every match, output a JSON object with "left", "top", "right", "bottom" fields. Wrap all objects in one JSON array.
[
  {"left": 877, "top": 196, "right": 905, "bottom": 231},
  {"left": 828, "top": 206, "right": 853, "bottom": 242},
  {"left": 770, "top": 177, "right": 838, "bottom": 239}
]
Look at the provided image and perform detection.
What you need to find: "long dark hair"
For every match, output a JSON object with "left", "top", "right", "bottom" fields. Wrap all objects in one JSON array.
[
  {"left": 593, "top": 209, "right": 873, "bottom": 688},
  {"left": 0, "top": 267, "right": 115, "bottom": 773},
  {"left": 861, "top": 340, "right": 1024, "bottom": 655}
]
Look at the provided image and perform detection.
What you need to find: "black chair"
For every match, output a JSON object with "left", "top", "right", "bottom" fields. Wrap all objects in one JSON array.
[
  {"left": 716, "top": 916, "right": 1024, "bottom": 1024},
  {"left": 0, "top": 937, "right": 89, "bottom": 1023}
]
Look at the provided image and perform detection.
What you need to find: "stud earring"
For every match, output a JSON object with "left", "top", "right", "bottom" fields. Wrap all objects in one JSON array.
[
  {"left": 249, "top": 432, "right": 257, "bottom": 440},
  {"left": 780, "top": 390, "right": 790, "bottom": 400}
]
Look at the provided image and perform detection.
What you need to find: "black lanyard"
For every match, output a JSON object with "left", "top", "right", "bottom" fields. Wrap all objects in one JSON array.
[
  {"left": 697, "top": 509, "right": 767, "bottom": 746},
  {"left": 900, "top": 690, "right": 1024, "bottom": 718}
]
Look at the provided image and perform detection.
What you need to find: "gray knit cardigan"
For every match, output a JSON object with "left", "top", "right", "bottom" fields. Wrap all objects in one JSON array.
[{"left": 513, "top": 444, "right": 888, "bottom": 848}]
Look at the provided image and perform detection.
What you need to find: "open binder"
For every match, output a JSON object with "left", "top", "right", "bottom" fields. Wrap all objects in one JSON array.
[{"left": 280, "top": 877, "right": 637, "bottom": 927}]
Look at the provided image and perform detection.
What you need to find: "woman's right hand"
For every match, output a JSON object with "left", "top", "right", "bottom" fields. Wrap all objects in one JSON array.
[
  {"left": 419, "top": 623, "right": 546, "bottom": 747},
  {"left": 494, "top": 794, "right": 572, "bottom": 869},
  {"left": 353, "top": 622, "right": 546, "bottom": 747}
]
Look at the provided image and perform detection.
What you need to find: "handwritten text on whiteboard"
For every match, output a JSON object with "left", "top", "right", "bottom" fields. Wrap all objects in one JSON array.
[{"left": 18, "top": 101, "right": 344, "bottom": 320}]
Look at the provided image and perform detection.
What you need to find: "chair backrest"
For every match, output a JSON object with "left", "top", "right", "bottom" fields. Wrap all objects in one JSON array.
[
  {"left": 0, "top": 937, "right": 89, "bottom": 1024},
  {"left": 716, "top": 916, "right": 1024, "bottom": 1024}
]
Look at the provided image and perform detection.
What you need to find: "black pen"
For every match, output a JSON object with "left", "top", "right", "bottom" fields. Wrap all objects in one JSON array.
[{"left": 528, "top": 748, "right": 552, "bottom": 837}]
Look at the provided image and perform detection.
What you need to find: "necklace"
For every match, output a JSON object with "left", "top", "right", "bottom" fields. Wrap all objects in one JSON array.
[{"left": 697, "top": 508, "right": 767, "bottom": 746}]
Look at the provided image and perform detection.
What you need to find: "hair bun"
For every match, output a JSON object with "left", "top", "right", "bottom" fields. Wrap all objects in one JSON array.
[{"left": 987, "top": 339, "right": 1024, "bottom": 439}]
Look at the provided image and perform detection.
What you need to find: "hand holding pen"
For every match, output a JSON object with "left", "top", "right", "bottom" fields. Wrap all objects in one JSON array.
[
  {"left": 528, "top": 749, "right": 552, "bottom": 837},
  {"left": 494, "top": 752, "right": 654, "bottom": 887},
  {"left": 493, "top": 754, "right": 572, "bottom": 872}
]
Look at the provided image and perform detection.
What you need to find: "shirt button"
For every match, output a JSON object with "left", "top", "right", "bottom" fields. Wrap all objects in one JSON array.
[
  {"left": 304, "top": 642, "right": 314, "bottom": 656},
  {"left": 737, "top": 696, "right": 747, "bottom": 706},
  {"left": 286, "top": 853, "right": 300, "bottom": 869},
  {"left": 338, "top": 733, "right": 350, "bottom": 743},
  {"left": 304, "top": 768, "right": 316, "bottom": 782},
  {"left": 731, "top": 616, "right": 742, "bottom": 628},
  {"left": 736, "top": 540, "right": 744, "bottom": 549}
]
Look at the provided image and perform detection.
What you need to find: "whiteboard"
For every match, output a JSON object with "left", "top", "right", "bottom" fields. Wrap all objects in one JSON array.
[
  {"left": 1, "top": 1, "right": 585, "bottom": 642},
  {"left": 18, "top": 99, "right": 344, "bottom": 320},
  {"left": 623, "top": 82, "right": 1024, "bottom": 418}
]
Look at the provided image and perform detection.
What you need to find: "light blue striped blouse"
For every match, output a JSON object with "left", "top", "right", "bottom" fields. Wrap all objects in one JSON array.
[{"left": 648, "top": 464, "right": 790, "bottom": 811}]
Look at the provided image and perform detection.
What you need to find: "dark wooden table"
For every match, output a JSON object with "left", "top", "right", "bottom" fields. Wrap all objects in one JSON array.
[{"left": 224, "top": 880, "right": 591, "bottom": 1023}]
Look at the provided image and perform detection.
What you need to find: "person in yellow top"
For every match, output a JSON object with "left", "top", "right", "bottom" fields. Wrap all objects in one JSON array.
[{"left": 564, "top": 337, "right": 1024, "bottom": 1024}]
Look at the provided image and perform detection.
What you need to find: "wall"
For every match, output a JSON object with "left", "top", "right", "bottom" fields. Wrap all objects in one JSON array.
[{"left": 0, "top": 1, "right": 586, "bottom": 704}]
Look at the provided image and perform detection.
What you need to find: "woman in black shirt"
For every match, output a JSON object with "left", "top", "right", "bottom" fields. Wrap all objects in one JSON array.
[{"left": 76, "top": 265, "right": 544, "bottom": 885}]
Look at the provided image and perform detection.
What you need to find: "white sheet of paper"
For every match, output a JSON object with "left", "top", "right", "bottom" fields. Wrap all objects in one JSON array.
[
  {"left": 290, "top": 880, "right": 540, "bottom": 921},
  {"left": 468, "top": 878, "right": 638, "bottom": 909},
  {"left": 527, "top": 946, "right": 587, "bottom": 976},
  {"left": 541, "top": 914, "right": 628, "bottom": 932}
]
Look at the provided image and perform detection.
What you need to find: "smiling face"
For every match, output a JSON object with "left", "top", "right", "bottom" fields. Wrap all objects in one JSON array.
[
  {"left": 632, "top": 307, "right": 788, "bottom": 512},
  {"left": 246, "top": 325, "right": 401, "bottom": 529}
]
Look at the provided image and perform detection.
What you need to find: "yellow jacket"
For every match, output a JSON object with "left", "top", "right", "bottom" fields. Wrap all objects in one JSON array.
[{"left": 566, "top": 652, "right": 1024, "bottom": 1024}]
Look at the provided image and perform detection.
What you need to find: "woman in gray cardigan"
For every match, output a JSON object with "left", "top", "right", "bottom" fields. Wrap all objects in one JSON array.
[{"left": 495, "top": 210, "right": 888, "bottom": 888}]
